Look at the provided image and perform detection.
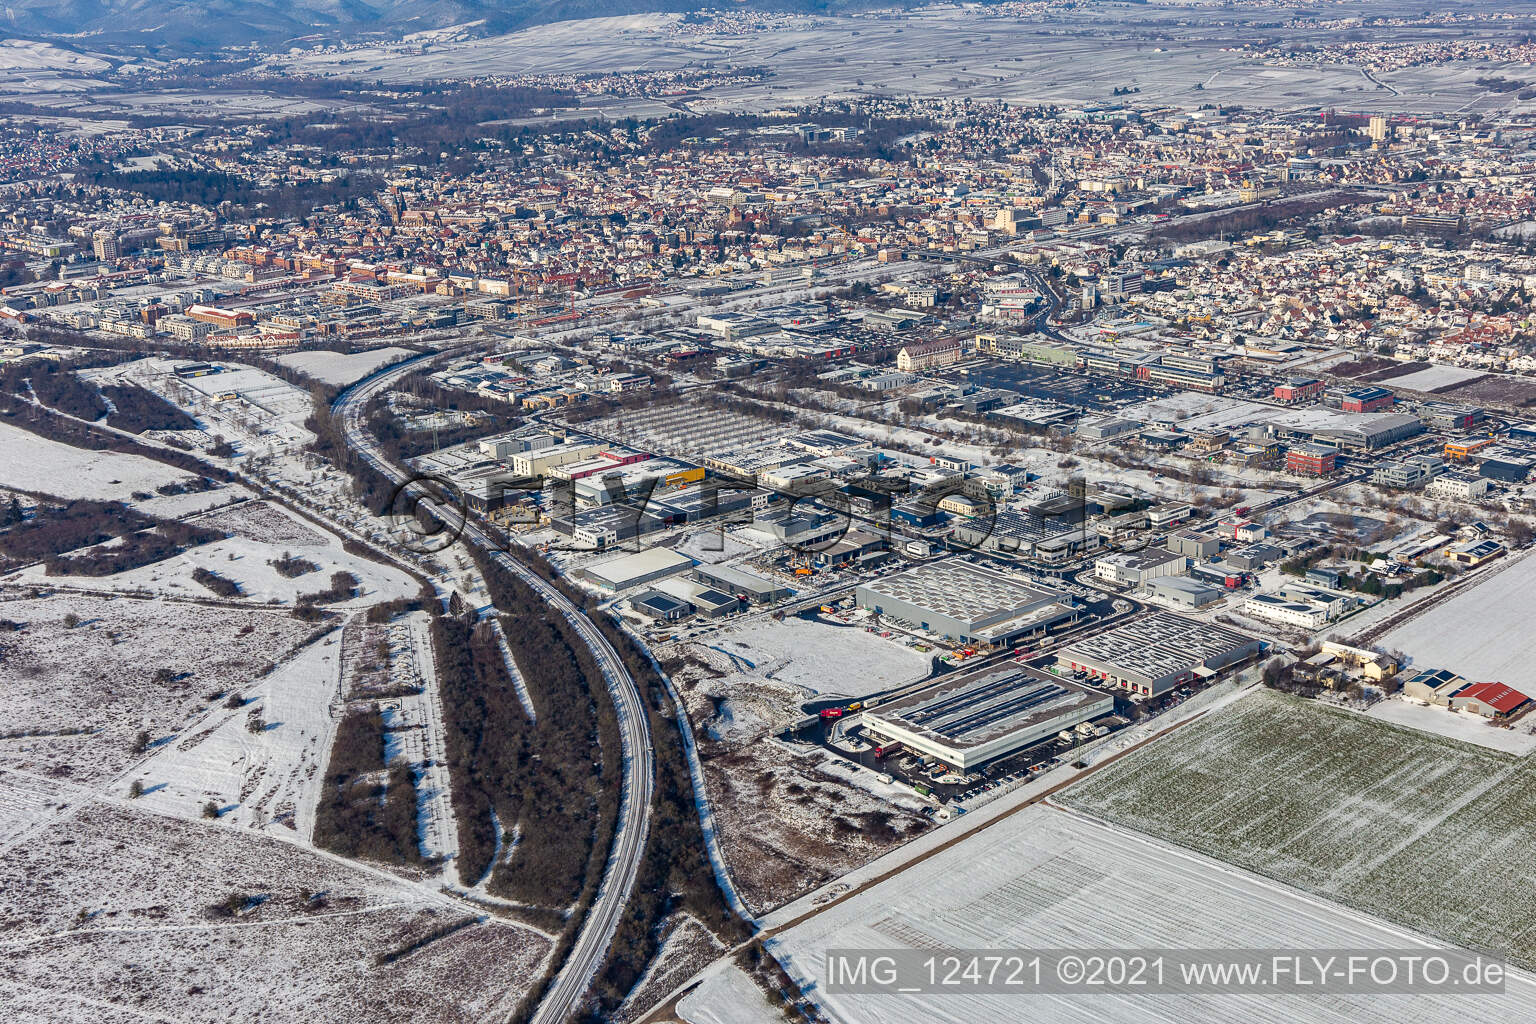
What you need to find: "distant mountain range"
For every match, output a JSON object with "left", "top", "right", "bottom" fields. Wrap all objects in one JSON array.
[{"left": 2, "top": 0, "right": 888, "bottom": 55}]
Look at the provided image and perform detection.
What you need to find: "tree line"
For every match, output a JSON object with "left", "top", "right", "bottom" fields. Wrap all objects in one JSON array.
[{"left": 314, "top": 705, "right": 426, "bottom": 866}]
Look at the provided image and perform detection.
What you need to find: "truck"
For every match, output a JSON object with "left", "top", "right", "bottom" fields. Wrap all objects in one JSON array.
[{"left": 819, "top": 707, "right": 844, "bottom": 720}]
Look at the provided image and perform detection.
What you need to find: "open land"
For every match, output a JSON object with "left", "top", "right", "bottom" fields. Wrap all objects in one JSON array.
[
  {"left": 767, "top": 801, "right": 1536, "bottom": 1024},
  {"left": 1060, "top": 688, "right": 1536, "bottom": 971},
  {"left": 0, "top": 789, "right": 551, "bottom": 1024}
]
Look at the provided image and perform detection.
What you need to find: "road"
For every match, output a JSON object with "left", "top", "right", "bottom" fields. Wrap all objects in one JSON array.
[{"left": 332, "top": 351, "right": 655, "bottom": 1024}]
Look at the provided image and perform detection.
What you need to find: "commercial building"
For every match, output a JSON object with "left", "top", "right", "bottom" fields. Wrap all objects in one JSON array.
[
  {"left": 895, "top": 338, "right": 961, "bottom": 371},
  {"left": 1242, "top": 583, "right": 1353, "bottom": 629},
  {"left": 1372, "top": 459, "right": 1432, "bottom": 489},
  {"left": 1444, "top": 437, "right": 1496, "bottom": 463},
  {"left": 1479, "top": 450, "right": 1534, "bottom": 484},
  {"left": 855, "top": 560, "right": 1079, "bottom": 646},
  {"left": 1312, "top": 413, "right": 1423, "bottom": 451},
  {"left": 861, "top": 664, "right": 1112, "bottom": 772},
  {"left": 1225, "top": 543, "right": 1284, "bottom": 570},
  {"left": 1426, "top": 473, "right": 1491, "bottom": 501},
  {"left": 1421, "top": 403, "right": 1486, "bottom": 432},
  {"left": 1056, "top": 613, "right": 1262, "bottom": 698},
  {"left": 1328, "top": 385, "right": 1395, "bottom": 413},
  {"left": 1145, "top": 575, "right": 1225, "bottom": 610},
  {"left": 1274, "top": 377, "right": 1325, "bottom": 404},
  {"left": 1093, "top": 548, "right": 1187, "bottom": 587},
  {"left": 1165, "top": 529, "right": 1221, "bottom": 560},
  {"left": 1286, "top": 443, "right": 1338, "bottom": 476},
  {"left": 580, "top": 548, "right": 696, "bottom": 591}
]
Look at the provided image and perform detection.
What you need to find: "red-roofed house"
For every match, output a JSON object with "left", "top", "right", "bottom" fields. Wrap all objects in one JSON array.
[{"left": 1449, "top": 682, "right": 1531, "bottom": 719}]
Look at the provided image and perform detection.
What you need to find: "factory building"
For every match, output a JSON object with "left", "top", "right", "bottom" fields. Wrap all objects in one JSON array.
[
  {"left": 690, "top": 564, "right": 791, "bottom": 605},
  {"left": 861, "top": 664, "right": 1112, "bottom": 772},
  {"left": 1093, "top": 548, "right": 1188, "bottom": 587},
  {"left": 580, "top": 548, "right": 696, "bottom": 592},
  {"left": 1145, "top": 575, "right": 1225, "bottom": 609},
  {"left": 1165, "top": 529, "right": 1221, "bottom": 560},
  {"left": 1056, "top": 613, "right": 1262, "bottom": 698},
  {"left": 855, "top": 560, "right": 1079, "bottom": 646}
]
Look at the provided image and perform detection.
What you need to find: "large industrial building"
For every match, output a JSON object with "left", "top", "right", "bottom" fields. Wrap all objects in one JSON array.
[
  {"left": 1056, "top": 613, "right": 1262, "bottom": 697},
  {"left": 861, "top": 664, "right": 1112, "bottom": 772},
  {"left": 579, "top": 548, "right": 696, "bottom": 591},
  {"left": 855, "top": 560, "right": 1080, "bottom": 646}
]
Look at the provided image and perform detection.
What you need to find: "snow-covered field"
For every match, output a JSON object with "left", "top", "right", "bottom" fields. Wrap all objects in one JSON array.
[
  {"left": 676, "top": 962, "right": 780, "bottom": 1024},
  {"left": 128, "top": 625, "right": 342, "bottom": 836},
  {"left": 0, "top": 792, "right": 551, "bottom": 1024},
  {"left": 17, "top": 503, "right": 417, "bottom": 609},
  {"left": 1361, "top": 697, "right": 1536, "bottom": 755},
  {"left": 0, "top": 592, "right": 319, "bottom": 784},
  {"left": 703, "top": 617, "right": 932, "bottom": 699},
  {"left": 0, "top": 421, "right": 197, "bottom": 500},
  {"left": 1375, "top": 364, "right": 1486, "bottom": 392},
  {"left": 1061, "top": 688, "right": 1536, "bottom": 970},
  {"left": 1379, "top": 550, "right": 1536, "bottom": 688},
  {"left": 277, "top": 347, "right": 414, "bottom": 386},
  {"left": 769, "top": 803, "right": 1536, "bottom": 1024}
]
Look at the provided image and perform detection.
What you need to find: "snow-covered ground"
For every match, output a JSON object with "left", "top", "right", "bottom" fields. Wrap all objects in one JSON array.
[
  {"left": 1360, "top": 697, "right": 1536, "bottom": 756},
  {"left": 670, "top": 526, "right": 769, "bottom": 564},
  {"left": 129, "top": 625, "right": 343, "bottom": 835},
  {"left": 676, "top": 962, "right": 781, "bottom": 1024},
  {"left": 277, "top": 347, "right": 414, "bottom": 386},
  {"left": 0, "top": 420, "right": 197, "bottom": 500},
  {"left": 18, "top": 508, "right": 418, "bottom": 609},
  {"left": 1374, "top": 364, "right": 1485, "bottom": 392},
  {"left": 0, "top": 791, "right": 551, "bottom": 1024},
  {"left": 1062, "top": 688, "right": 1536, "bottom": 970},
  {"left": 1380, "top": 550, "right": 1536, "bottom": 688},
  {"left": 0, "top": 592, "right": 320, "bottom": 785},
  {"left": 768, "top": 803, "right": 1536, "bottom": 1024},
  {"left": 87, "top": 358, "right": 314, "bottom": 458},
  {"left": 703, "top": 617, "right": 932, "bottom": 699}
]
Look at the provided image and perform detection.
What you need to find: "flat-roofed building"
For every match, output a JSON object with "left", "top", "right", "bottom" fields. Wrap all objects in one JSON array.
[
  {"left": 691, "top": 563, "right": 791, "bottom": 605},
  {"left": 855, "top": 560, "right": 1079, "bottom": 646},
  {"left": 1145, "top": 575, "right": 1225, "bottom": 610},
  {"left": 1165, "top": 529, "right": 1220, "bottom": 560},
  {"left": 579, "top": 548, "right": 696, "bottom": 591},
  {"left": 1056, "top": 613, "right": 1262, "bottom": 698},
  {"left": 1094, "top": 548, "right": 1187, "bottom": 587},
  {"left": 861, "top": 664, "right": 1112, "bottom": 772}
]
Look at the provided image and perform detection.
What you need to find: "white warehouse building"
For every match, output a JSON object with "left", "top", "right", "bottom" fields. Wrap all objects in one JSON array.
[{"left": 1094, "top": 548, "right": 1188, "bottom": 587}]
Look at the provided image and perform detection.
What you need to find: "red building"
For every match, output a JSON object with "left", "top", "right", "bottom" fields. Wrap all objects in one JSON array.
[
  {"left": 1274, "top": 377, "right": 1324, "bottom": 403},
  {"left": 1286, "top": 444, "right": 1338, "bottom": 476},
  {"left": 1338, "top": 386, "right": 1395, "bottom": 413}
]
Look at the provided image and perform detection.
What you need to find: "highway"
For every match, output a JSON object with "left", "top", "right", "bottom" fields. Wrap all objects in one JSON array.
[{"left": 332, "top": 351, "right": 655, "bottom": 1024}]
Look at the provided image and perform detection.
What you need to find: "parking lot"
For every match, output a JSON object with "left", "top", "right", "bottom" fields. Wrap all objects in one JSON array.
[{"left": 953, "top": 363, "right": 1159, "bottom": 411}]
